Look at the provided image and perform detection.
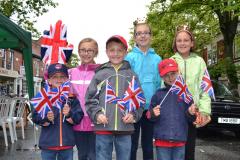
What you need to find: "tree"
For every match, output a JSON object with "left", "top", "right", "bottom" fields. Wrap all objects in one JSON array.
[
  {"left": 148, "top": 0, "right": 240, "bottom": 60},
  {"left": 67, "top": 53, "right": 80, "bottom": 68},
  {"left": 0, "top": 0, "right": 58, "bottom": 37}
]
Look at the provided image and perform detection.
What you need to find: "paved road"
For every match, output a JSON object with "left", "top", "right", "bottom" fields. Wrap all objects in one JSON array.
[
  {"left": 0, "top": 126, "right": 239, "bottom": 160},
  {"left": 195, "top": 129, "right": 240, "bottom": 160}
]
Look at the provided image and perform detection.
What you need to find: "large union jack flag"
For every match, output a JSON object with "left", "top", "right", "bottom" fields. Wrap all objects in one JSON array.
[
  {"left": 120, "top": 76, "right": 145, "bottom": 112},
  {"left": 171, "top": 75, "right": 193, "bottom": 104},
  {"left": 30, "top": 84, "right": 53, "bottom": 119},
  {"left": 105, "top": 80, "right": 121, "bottom": 104},
  {"left": 201, "top": 69, "right": 215, "bottom": 100},
  {"left": 41, "top": 20, "right": 73, "bottom": 65}
]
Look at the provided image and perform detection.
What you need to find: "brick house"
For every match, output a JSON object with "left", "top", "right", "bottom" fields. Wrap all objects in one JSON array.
[{"left": 0, "top": 39, "right": 44, "bottom": 96}]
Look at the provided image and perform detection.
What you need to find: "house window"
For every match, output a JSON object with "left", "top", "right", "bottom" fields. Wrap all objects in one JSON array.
[
  {"left": 36, "top": 61, "right": 39, "bottom": 76},
  {"left": 0, "top": 49, "right": 6, "bottom": 68},
  {"left": 234, "top": 33, "right": 240, "bottom": 60},
  {"left": 209, "top": 44, "right": 217, "bottom": 64},
  {"left": 217, "top": 40, "right": 224, "bottom": 59},
  {"left": 6, "top": 49, "right": 14, "bottom": 70}
]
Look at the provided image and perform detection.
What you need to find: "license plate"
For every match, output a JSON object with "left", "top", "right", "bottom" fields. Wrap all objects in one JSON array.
[{"left": 218, "top": 117, "right": 240, "bottom": 124}]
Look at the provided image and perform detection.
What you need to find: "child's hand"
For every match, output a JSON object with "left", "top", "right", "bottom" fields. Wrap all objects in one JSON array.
[
  {"left": 97, "top": 114, "right": 108, "bottom": 125},
  {"left": 195, "top": 113, "right": 211, "bottom": 127},
  {"left": 47, "top": 111, "right": 54, "bottom": 122},
  {"left": 122, "top": 113, "right": 135, "bottom": 124},
  {"left": 63, "top": 104, "right": 70, "bottom": 117},
  {"left": 153, "top": 105, "right": 160, "bottom": 116},
  {"left": 188, "top": 104, "right": 197, "bottom": 115}
]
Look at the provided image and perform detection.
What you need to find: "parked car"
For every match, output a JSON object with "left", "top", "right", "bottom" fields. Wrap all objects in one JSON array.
[{"left": 202, "top": 80, "right": 240, "bottom": 138}]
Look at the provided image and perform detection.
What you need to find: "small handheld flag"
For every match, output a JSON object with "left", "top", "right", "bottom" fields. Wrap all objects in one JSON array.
[
  {"left": 171, "top": 75, "right": 193, "bottom": 104},
  {"left": 121, "top": 76, "right": 145, "bottom": 112},
  {"left": 30, "top": 84, "right": 52, "bottom": 119},
  {"left": 105, "top": 80, "right": 121, "bottom": 104},
  {"left": 200, "top": 69, "right": 216, "bottom": 100}
]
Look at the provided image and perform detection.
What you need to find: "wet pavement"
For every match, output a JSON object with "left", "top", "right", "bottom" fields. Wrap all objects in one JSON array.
[
  {"left": 0, "top": 124, "right": 143, "bottom": 160},
  {"left": 0, "top": 124, "right": 239, "bottom": 160},
  {"left": 0, "top": 125, "right": 41, "bottom": 160}
]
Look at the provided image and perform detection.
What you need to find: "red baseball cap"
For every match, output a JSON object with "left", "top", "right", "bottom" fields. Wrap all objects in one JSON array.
[
  {"left": 158, "top": 59, "right": 178, "bottom": 77},
  {"left": 106, "top": 35, "right": 128, "bottom": 50}
]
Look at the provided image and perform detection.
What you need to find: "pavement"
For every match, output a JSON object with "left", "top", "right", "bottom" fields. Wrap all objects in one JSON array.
[
  {"left": 3, "top": 124, "right": 236, "bottom": 160},
  {"left": 0, "top": 124, "right": 144, "bottom": 160},
  {"left": 4, "top": 124, "right": 236, "bottom": 160}
]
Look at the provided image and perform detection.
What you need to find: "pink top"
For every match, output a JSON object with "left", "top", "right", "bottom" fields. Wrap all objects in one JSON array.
[{"left": 69, "top": 64, "right": 99, "bottom": 131}]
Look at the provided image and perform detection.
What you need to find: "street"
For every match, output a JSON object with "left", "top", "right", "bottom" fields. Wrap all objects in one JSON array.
[
  {"left": 195, "top": 129, "right": 240, "bottom": 160},
  {"left": 0, "top": 126, "right": 239, "bottom": 160}
]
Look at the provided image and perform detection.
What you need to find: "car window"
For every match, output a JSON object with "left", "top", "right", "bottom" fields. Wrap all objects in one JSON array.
[{"left": 212, "top": 81, "right": 233, "bottom": 97}]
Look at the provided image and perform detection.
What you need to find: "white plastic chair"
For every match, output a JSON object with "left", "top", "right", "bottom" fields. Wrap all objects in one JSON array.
[
  {"left": 0, "top": 97, "right": 15, "bottom": 146},
  {"left": 12, "top": 97, "right": 27, "bottom": 140}
]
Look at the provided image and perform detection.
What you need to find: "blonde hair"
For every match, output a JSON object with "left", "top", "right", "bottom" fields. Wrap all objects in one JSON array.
[
  {"left": 78, "top": 38, "right": 99, "bottom": 56},
  {"left": 172, "top": 25, "right": 195, "bottom": 53}
]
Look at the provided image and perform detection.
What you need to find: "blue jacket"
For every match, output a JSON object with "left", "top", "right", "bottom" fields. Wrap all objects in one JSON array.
[
  {"left": 149, "top": 86, "right": 195, "bottom": 142},
  {"left": 32, "top": 97, "right": 84, "bottom": 149},
  {"left": 125, "top": 46, "right": 162, "bottom": 109}
]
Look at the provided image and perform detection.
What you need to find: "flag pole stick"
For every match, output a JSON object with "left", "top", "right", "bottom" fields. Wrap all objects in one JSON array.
[
  {"left": 103, "top": 80, "right": 108, "bottom": 127},
  {"left": 159, "top": 76, "right": 178, "bottom": 106},
  {"left": 63, "top": 99, "right": 68, "bottom": 122},
  {"left": 159, "top": 85, "right": 173, "bottom": 106}
]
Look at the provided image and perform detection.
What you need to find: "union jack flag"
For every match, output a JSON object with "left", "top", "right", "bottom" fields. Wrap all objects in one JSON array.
[
  {"left": 117, "top": 100, "right": 126, "bottom": 113},
  {"left": 41, "top": 20, "right": 73, "bottom": 65},
  {"left": 105, "top": 80, "right": 121, "bottom": 104},
  {"left": 121, "top": 76, "right": 145, "bottom": 112},
  {"left": 201, "top": 69, "right": 216, "bottom": 100},
  {"left": 59, "top": 81, "right": 70, "bottom": 102},
  {"left": 51, "top": 81, "right": 70, "bottom": 110},
  {"left": 171, "top": 75, "right": 193, "bottom": 104},
  {"left": 30, "top": 84, "right": 53, "bottom": 119}
]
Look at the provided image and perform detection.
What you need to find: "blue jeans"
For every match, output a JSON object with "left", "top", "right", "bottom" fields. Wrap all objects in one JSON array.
[
  {"left": 75, "top": 131, "right": 96, "bottom": 160},
  {"left": 96, "top": 134, "right": 131, "bottom": 160},
  {"left": 41, "top": 148, "right": 73, "bottom": 160},
  {"left": 156, "top": 146, "right": 185, "bottom": 160},
  {"left": 131, "top": 110, "right": 154, "bottom": 160}
]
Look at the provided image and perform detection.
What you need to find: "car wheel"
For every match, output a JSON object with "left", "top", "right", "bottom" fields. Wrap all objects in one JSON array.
[{"left": 234, "top": 131, "right": 240, "bottom": 138}]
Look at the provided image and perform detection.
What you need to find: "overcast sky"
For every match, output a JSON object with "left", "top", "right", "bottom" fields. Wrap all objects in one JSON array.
[{"left": 35, "top": 0, "right": 152, "bottom": 63}]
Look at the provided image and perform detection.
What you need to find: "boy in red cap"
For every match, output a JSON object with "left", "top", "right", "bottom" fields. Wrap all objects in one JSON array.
[
  {"left": 147, "top": 58, "right": 196, "bottom": 160},
  {"left": 85, "top": 35, "right": 144, "bottom": 160}
]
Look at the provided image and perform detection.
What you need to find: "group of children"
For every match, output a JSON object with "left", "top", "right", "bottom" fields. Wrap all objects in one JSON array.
[{"left": 32, "top": 20, "right": 211, "bottom": 160}]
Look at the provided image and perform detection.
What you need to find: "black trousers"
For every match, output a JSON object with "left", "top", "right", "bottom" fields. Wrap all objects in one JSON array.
[
  {"left": 74, "top": 131, "right": 96, "bottom": 160},
  {"left": 130, "top": 110, "right": 154, "bottom": 160},
  {"left": 185, "top": 123, "right": 197, "bottom": 160}
]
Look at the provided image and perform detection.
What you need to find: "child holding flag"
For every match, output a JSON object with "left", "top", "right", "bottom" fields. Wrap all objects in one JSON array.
[
  {"left": 147, "top": 59, "right": 196, "bottom": 160},
  {"left": 32, "top": 63, "right": 84, "bottom": 160},
  {"left": 85, "top": 35, "right": 144, "bottom": 160},
  {"left": 171, "top": 25, "right": 212, "bottom": 160},
  {"left": 31, "top": 20, "right": 83, "bottom": 160}
]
